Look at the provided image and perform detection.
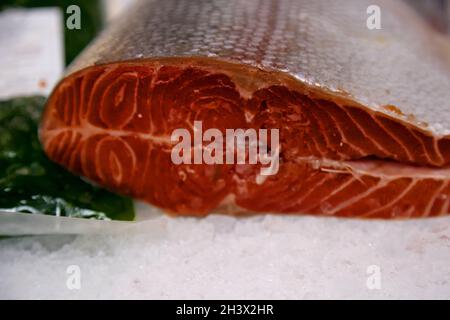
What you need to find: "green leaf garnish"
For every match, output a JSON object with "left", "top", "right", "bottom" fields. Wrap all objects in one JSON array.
[{"left": 0, "top": 96, "right": 135, "bottom": 221}]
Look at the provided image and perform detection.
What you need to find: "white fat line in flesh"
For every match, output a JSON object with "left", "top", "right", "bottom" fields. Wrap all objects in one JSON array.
[
  {"left": 408, "top": 128, "right": 435, "bottom": 166},
  {"left": 307, "top": 100, "right": 361, "bottom": 156},
  {"left": 433, "top": 136, "right": 445, "bottom": 166},
  {"left": 44, "top": 123, "right": 175, "bottom": 145},
  {"left": 44, "top": 127, "right": 450, "bottom": 180},
  {"left": 315, "top": 176, "right": 356, "bottom": 206},
  {"left": 299, "top": 176, "right": 355, "bottom": 214},
  {"left": 326, "top": 179, "right": 389, "bottom": 216},
  {"left": 422, "top": 180, "right": 449, "bottom": 217},
  {"left": 305, "top": 129, "right": 325, "bottom": 158},
  {"left": 360, "top": 179, "right": 417, "bottom": 218},
  {"left": 318, "top": 166, "right": 367, "bottom": 186},
  {"left": 372, "top": 116, "right": 414, "bottom": 162},
  {"left": 284, "top": 174, "right": 333, "bottom": 212},
  {"left": 342, "top": 107, "right": 388, "bottom": 157},
  {"left": 150, "top": 64, "right": 162, "bottom": 89},
  {"left": 439, "top": 197, "right": 450, "bottom": 216},
  {"left": 292, "top": 157, "right": 450, "bottom": 180},
  {"left": 308, "top": 100, "right": 349, "bottom": 159}
]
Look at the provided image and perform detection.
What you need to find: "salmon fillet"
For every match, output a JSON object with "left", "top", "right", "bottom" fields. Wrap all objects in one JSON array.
[{"left": 40, "top": 0, "right": 450, "bottom": 218}]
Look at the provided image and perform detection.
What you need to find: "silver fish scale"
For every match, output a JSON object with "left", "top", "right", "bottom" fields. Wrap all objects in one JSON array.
[{"left": 68, "top": 0, "right": 450, "bottom": 136}]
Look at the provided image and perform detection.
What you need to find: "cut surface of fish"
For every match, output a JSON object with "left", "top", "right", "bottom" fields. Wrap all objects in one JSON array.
[{"left": 40, "top": 0, "right": 450, "bottom": 218}]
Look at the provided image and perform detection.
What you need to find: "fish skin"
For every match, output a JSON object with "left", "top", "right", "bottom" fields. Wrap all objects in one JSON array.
[
  {"left": 67, "top": 0, "right": 450, "bottom": 136},
  {"left": 40, "top": 0, "right": 450, "bottom": 218}
]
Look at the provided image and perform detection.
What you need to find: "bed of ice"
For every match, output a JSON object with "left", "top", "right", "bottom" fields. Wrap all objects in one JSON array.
[{"left": 1, "top": 204, "right": 449, "bottom": 299}]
